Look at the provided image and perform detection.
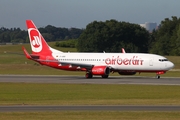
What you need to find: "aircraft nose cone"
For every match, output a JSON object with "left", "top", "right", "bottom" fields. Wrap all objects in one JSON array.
[{"left": 169, "top": 62, "right": 174, "bottom": 69}]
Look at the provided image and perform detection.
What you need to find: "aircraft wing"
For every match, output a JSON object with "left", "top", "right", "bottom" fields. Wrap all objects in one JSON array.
[
  {"left": 32, "top": 59, "right": 94, "bottom": 69},
  {"left": 36, "top": 60, "right": 112, "bottom": 70},
  {"left": 58, "top": 61, "right": 93, "bottom": 69}
]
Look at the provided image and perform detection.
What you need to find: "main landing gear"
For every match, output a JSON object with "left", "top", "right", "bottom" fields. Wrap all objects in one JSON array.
[
  {"left": 85, "top": 72, "right": 109, "bottom": 78},
  {"left": 85, "top": 72, "right": 93, "bottom": 78}
]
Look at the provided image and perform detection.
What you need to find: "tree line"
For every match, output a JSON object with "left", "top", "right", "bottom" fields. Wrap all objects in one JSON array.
[
  {"left": 76, "top": 16, "right": 180, "bottom": 55},
  {"left": 0, "top": 16, "right": 180, "bottom": 55},
  {"left": 0, "top": 25, "right": 83, "bottom": 43},
  {"left": 150, "top": 16, "right": 180, "bottom": 55},
  {"left": 77, "top": 19, "right": 150, "bottom": 53}
]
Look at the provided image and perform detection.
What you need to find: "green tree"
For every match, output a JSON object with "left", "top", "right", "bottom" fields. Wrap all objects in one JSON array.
[
  {"left": 150, "top": 16, "right": 180, "bottom": 55},
  {"left": 174, "top": 25, "right": 180, "bottom": 55},
  {"left": 77, "top": 20, "right": 150, "bottom": 52}
]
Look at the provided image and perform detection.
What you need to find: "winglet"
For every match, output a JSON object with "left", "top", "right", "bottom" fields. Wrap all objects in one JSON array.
[
  {"left": 22, "top": 46, "right": 32, "bottom": 59},
  {"left": 122, "top": 48, "right": 126, "bottom": 53}
]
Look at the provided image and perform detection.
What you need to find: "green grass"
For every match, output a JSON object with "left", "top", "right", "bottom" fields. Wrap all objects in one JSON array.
[
  {"left": 0, "top": 43, "right": 179, "bottom": 76},
  {"left": 0, "top": 111, "right": 180, "bottom": 120},
  {"left": 0, "top": 83, "right": 180, "bottom": 105},
  {"left": 0, "top": 83, "right": 180, "bottom": 119}
]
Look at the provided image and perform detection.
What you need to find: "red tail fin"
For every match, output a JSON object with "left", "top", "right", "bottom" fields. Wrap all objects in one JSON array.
[{"left": 26, "top": 20, "right": 52, "bottom": 55}]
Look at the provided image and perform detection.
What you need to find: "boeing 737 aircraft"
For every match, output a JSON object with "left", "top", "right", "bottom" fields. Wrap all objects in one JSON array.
[{"left": 23, "top": 20, "right": 174, "bottom": 79}]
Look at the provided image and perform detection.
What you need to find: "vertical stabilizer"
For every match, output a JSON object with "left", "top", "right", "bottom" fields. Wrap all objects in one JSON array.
[{"left": 26, "top": 20, "right": 52, "bottom": 55}]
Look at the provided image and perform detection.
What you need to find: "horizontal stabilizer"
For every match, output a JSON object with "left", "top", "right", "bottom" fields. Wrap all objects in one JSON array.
[{"left": 22, "top": 46, "right": 32, "bottom": 59}]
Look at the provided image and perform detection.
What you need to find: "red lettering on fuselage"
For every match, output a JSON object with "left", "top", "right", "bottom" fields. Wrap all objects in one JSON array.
[{"left": 105, "top": 56, "right": 144, "bottom": 66}]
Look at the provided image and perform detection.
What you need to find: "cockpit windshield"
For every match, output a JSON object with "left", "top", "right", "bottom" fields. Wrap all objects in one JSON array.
[{"left": 159, "top": 59, "right": 168, "bottom": 62}]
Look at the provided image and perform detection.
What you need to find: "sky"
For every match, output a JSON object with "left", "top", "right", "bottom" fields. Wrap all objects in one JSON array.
[{"left": 0, "top": 0, "right": 179, "bottom": 29}]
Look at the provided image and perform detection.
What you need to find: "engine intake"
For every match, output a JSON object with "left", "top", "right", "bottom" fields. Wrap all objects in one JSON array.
[{"left": 91, "top": 66, "right": 110, "bottom": 75}]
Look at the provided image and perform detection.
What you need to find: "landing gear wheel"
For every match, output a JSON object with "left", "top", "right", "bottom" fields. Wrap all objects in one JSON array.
[
  {"left": 85, "top": 73, "right": 93, "bottom": 78},
  {"left": 156, "top": 75, "right": 160, "bottom": 79},
  {"left": 102, "top": 75, "right": 109, "bottom": 78}
]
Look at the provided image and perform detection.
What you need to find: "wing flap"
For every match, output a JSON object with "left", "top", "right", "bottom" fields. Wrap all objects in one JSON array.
[
  {"left": 58, "top": 61, "right": 93, "bottom": 69},
  {"left": 29, "top": 59, "right": 93, "bottom": 69}
]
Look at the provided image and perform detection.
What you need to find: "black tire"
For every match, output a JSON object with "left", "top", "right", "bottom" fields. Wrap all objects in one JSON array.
[
  {"left": 102, "top": 75, "right": 109, "bottom": 78},
  {"left": 85, "top": 73, "right": 93, "bottom": 78},
  {"left": 156, "top": 75, "right": 160, "bottom": 79}
]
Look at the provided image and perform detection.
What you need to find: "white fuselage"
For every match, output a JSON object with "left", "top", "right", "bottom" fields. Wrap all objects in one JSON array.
[{"left": 51, "top": 52, "right": 174, "bottom": 71}]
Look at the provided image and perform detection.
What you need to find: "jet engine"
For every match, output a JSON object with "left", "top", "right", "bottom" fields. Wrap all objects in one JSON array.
[{"left": 91, "top": 66, "right": 110, "bottom": 75}]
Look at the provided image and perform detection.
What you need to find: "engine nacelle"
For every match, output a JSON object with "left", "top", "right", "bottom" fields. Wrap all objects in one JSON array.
[
  {"left": 118, "top": 71, "right": 136, "bottom": 75},
  {"left": 91, "top": 66, "right": 110, "bottom": 75}
]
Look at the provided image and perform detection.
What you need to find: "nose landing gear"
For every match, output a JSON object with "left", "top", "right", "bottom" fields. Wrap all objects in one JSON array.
[{"left": 156, "top": 71, "right": 165, "bottom": 79}]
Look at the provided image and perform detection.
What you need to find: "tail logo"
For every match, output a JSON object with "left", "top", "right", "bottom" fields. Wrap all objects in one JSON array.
[{"left": 28, "top": 28, "right": 42, "bottom": 53}]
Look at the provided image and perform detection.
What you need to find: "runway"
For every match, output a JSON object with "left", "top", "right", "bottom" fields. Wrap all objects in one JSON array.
[
  {"left": 0, "top": 75, "right": 180, "bottom": 112},
  {"left": 1, "top": 105, "right": 180, "bottom": 112},
  {"left": 0, "top": 75, "right": 179, "bottom": 85}
]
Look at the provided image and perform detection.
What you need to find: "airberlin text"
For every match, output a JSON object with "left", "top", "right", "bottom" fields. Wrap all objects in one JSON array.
[{"left": 105, "top": 56, "right": 144, "bottom": 66}]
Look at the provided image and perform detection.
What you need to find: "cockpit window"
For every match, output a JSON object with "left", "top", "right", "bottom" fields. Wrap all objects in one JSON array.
[{"left": 159, "top": 59, "right": 168, "bottom": 62}]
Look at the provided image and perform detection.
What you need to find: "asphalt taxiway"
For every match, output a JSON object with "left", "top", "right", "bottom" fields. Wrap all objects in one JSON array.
[
  {"left": 0, "top": 75, "right": 179, "bottom": 85},
  {"left": 1, "top": 105, "right": 180, "bottom": 112}
]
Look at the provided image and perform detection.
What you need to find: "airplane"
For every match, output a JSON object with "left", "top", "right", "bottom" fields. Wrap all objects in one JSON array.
[{"left": 22, "top": 20, "right": 174, "bottom": 79}]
